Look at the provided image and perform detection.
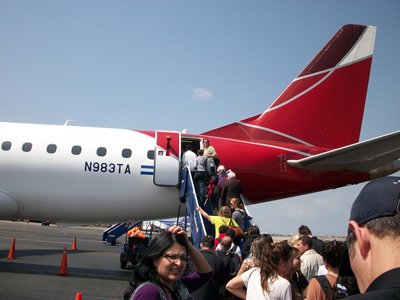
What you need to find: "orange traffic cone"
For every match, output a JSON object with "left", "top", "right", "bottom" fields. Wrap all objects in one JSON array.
[
  {"left": 71, "top": 236, "right": 77, "bottom": 251},
  {"left": 58, "top": 247, "right": 69, "bottom": 276},
  {"left": 75, "top": 292, "right": 82, "bottom": 300},
  {"left": 7, "top": 237, "right": 16, "bottom": 259}
]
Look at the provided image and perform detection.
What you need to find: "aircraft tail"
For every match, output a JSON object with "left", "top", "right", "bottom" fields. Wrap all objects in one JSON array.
[{"left": 203, "top": 24, "right": 376, "bottom": 149}]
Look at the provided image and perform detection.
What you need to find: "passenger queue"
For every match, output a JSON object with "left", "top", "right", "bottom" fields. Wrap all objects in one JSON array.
[{"left": 123, "top": 141, "right": 400, "bottom": 299}]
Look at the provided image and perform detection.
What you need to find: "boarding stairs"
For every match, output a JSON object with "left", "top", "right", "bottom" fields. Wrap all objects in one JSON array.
[
  {"left": 179, "top": 167, "right": 253, "bottom": 249},
  {"left": 102, "top": 221, "right": 142, "bottom": 245}
]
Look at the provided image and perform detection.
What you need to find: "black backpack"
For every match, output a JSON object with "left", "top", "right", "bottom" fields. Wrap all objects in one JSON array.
[
  {"left": 215, "top": 247, "right": 241, "bottom": 299},
  {"left": 315, "top": 275, "right": 348, "bottom": 299},
  {"left": 216, "top": 245, "right": 240, "bottom": 300},
  {"left": 216, "top": 246, "right": 240, "bottom": 284}
]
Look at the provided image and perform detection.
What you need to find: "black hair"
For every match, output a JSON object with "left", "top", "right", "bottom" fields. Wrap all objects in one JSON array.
[
  {"left": 225, "top": 228, "right": 236, "bottom": 239},
  {"left": 129, "top": 231, "right": 187, "bottom": 286},
  {"left": 248, "top": 225, "right": 260, "bottom": 235},
  {"left": 298, "top": 224, "right": 312, "bottom": 236},
  {"left": 201, "top": 234, "right": 215, "bottom": 249},
  {"left": 218, "top": 225, "right": 229, "bottom": 234},
  {"left": 322, "top": 240, "right": 345, "bottom": 268},
  {"left": 259, "top": 233, "right": 274, "bottom": 245}
]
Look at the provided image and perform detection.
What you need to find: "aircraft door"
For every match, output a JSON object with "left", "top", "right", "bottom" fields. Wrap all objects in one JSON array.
[{"left": 154, "top": 131, "right": 181, "bottom": 186}]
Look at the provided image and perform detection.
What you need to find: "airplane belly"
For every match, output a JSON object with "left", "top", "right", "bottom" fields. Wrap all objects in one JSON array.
[
  {"left": 0, "top": 189, "right": 20, "bottom": 219},
  {"left": 8, "top": 172, "right": 180, "bottom": 222}
]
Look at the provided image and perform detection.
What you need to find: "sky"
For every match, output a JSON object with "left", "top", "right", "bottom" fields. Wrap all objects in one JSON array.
[{"left": 1, "top": 1, "right": 399, "bottom": 236}]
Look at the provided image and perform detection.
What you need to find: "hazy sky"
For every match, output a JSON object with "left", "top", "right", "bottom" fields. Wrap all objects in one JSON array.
[{"left": 1, "top": 1, "right": 399, "bottom": 236}]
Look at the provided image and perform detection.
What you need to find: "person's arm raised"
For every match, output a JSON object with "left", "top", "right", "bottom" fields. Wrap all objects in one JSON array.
[
  {"left": 168, "top": 225, "right": 212, "bottom": 274},
  {"left": 195, "top": 206, "right": 211, "bottom": 221}
]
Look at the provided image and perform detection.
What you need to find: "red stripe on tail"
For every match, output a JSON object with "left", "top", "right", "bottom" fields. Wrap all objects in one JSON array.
[{"left": 203, "top": 24, "right": 374, "bottom": 149}]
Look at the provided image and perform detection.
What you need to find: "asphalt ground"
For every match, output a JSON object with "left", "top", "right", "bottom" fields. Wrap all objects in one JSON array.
[
  {"left": 0, "top": 220, "right": 344, "bottom": 300},
  {"left": 0, "top": 221, "right": 132, "bottom": 300}
]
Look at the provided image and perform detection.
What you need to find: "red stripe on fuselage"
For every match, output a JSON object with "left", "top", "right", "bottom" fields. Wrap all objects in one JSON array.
[
  {"left": 135, "top": 130, "right": 155, "bottom": 138},
  {"left": 204, "top": 136, "right": 371, "bottom": 202}
]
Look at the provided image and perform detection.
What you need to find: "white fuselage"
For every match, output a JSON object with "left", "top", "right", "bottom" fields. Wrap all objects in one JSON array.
[{"left": 0, "top": 122, "right": 180, "bottom": 223}]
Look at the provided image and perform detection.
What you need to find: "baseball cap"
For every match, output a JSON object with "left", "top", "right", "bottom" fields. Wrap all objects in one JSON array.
[
  {"left": 349, "top": 176, "right": 400, "bottom": 229},
  {"left": 339, "top": 176, "right": 400, "bottom": 276}
]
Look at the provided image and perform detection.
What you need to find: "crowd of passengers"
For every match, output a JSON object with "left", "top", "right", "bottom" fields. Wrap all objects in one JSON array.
[
  {"left": 123, "top": 141, "right": 399, "bottom": 299},
  {"left": 124, "top": 222, "right": 360, "bottom": 300}
]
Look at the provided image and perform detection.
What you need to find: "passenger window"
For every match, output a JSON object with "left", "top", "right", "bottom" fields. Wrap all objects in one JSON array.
[
  {"left": 147, "top": 150, "right": 154, "bottom": 160},
  {"left": 71, "top": 145, "right": 82, "bottom": 155},
  {"left": 22, "top": 142, "right": 32, "bottom": 152},
  {"left": 1, "top": 141, "right": 12, "bottom": 151},
  {"left": 47, "top": 144, "right": 57, "bottom": 154},
  {"left": 122, "top": 148, "right": 132, "bottom": 158},
  {"left": 97, "top": 147, "right": 107, "bottom": 157}
]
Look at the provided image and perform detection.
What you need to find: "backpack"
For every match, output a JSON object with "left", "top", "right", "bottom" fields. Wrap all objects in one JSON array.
[
  {"left": 217, "top": 247, "right": 240, "bottom": 299},
  {"left": 220, "top": 246, "right": 240, "bottom": 280},
  {"left": 315, "top": 275, "right": 348, "bottom": 299},
  {"left": 239, "top": 209, "right": 252, "bottom": 221},
  {"left": 188, "top": 156, "right": 197, "bottom": 172},
  {"left": 206, "top": 157, "right": 216, "bottom": 176}
]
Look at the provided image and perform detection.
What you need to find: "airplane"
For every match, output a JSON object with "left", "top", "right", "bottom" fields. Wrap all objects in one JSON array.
[{"left": 1, "top": 24, "right": 399, "bottom": 224}]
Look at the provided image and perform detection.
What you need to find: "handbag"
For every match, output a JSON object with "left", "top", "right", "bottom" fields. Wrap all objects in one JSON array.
[{"left": 228, "top": 218, "right": 244, "bottom": 239}]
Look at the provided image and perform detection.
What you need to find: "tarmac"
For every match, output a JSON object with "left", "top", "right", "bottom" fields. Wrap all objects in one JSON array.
[
  {"left": 0, "top": 220, "right": 344, "bottom": 299},
  {"left": 0, "top": 220, "right": 132, "bottom": 300}
]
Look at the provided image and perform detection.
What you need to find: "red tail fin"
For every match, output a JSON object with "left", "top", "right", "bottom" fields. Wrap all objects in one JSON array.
[{"left": 203, "top": 24, "right": 376, "bottom": 149}]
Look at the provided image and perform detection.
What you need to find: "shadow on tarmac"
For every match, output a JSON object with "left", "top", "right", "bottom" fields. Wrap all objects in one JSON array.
[{"left": 0, "top": 260, "right": 130, "bottom": 281}]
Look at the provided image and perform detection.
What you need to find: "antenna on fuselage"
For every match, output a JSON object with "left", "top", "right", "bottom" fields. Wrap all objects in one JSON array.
[{"left": 64, "top": 119, "right": 74, "bottom": 126}]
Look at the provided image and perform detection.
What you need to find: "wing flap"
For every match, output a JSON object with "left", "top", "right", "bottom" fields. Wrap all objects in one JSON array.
[{"left": 287, "top": 131, "right": 400, "bottom": 173}]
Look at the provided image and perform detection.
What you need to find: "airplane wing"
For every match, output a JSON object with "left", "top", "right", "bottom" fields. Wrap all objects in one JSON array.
[{"left": 287, "top": 131, "right": 400, "bottom": 175}]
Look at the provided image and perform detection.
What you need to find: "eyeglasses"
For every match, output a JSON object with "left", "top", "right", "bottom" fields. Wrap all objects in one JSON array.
[{"left": 162, "top": 253, "right": 190, "bottom": 263}]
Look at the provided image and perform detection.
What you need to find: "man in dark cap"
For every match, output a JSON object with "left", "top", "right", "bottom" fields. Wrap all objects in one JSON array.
[{"left": 342, "top": 176, "right": 400, "bottom": 299}]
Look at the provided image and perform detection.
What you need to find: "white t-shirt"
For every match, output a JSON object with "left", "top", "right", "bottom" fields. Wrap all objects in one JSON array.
[
  {"left": 182, "top": 150, "right": 197, "bottom": 172},
  {"left": 215, "top": 242, "right": 242, "bottom": 258},
  {"left": 317, "top": 264, "right": 328, "bottom": 275},
  {"left": 241, "top": 267, "right": 292, "bottom": 300},
  {"left": 300, "top": 249, "right": 323, "bottom": 281}
]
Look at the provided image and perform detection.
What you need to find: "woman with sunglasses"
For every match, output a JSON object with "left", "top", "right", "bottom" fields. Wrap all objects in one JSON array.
[{"left": 125, "top": 225, "right": 213, "bottom": 300}]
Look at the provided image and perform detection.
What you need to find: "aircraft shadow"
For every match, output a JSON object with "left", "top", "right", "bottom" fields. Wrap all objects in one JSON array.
[
  {"left": 0, "top": 248, "right": 94, "bottom": 258},
  {"left": 0, "top": 260, "right": 131, "bottom": 281}
]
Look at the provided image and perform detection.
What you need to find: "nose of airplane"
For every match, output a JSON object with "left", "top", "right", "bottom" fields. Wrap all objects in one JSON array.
[{"left": 0, "top": 190, "right": 20, "bottom": 219}]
